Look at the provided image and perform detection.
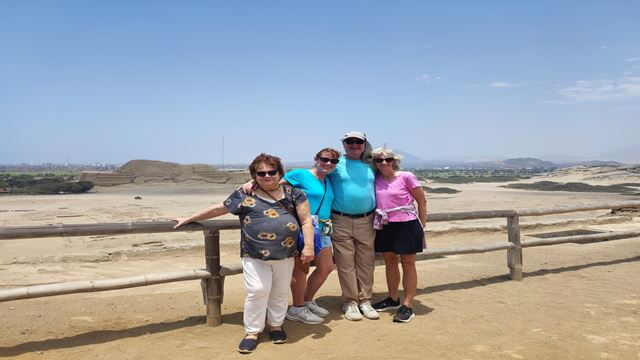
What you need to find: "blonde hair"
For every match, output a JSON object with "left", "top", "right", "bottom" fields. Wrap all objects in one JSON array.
[{"left": 371, "top": 147, "right": 402, "bottom": 174}]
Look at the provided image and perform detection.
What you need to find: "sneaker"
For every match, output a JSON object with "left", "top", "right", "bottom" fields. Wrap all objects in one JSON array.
[
  {"left": 358, "top": 302, "right": 380, "bottom": 320},
  {"left": 393, "top": 305, "right": 415, "bottom": 323},
  {"left": 372, "top": 297, "right": 401, "bottom": 312},
  {"left": 286, "top": 306, "right": 324, "bottom": 324},
  {"left": 342, "top": 303, "right": 363, "bottom": 321},
  {"left": 305, "top": 300, "right": 329, "bottom": 317}
]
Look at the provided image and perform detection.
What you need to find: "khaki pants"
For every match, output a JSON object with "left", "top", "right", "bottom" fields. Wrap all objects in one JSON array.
[{"left": 330, "top": 213, "right": 376, "bottom": 305}]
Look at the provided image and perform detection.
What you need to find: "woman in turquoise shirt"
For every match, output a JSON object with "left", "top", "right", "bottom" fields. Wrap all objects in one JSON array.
[{"left": 283, "top": 147, "right": 341, "bottom": 324}]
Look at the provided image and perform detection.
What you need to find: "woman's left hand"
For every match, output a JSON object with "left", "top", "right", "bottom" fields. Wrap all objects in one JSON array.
[
  {"left": 300, "top": 246, "right": 314, "bottom": 264},
  {"left": 173, "top": 217, "right": 191, "bottom": 229}
]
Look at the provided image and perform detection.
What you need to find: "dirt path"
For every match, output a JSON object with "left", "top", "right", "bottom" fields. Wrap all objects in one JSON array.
[{"left": 1, "top": 232, "right": 639, "bottom": 359}]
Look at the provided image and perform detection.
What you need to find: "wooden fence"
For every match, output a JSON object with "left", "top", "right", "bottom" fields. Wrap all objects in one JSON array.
[{"left": 1, "top": 200, "right": 639, "bottom": 327}]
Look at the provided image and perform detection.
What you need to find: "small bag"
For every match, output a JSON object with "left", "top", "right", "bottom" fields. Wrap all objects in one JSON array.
[{"left": 319, "top": 218, "right": 333, "bottom": 236}]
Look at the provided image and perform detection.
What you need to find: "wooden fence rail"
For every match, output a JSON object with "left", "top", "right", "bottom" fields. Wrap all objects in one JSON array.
[{"left": 1, "top": 200, "right": 639, "bottom": 326}]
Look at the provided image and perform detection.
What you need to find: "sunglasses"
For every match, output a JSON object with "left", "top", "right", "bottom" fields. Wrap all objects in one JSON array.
[
  {"left": 256, "top": 170, "right": 279, "bottom": 177},
  {"left": 318, "top": 156, "right": 340, "bottom": 164},
  {"left": 344, "top": 138, "right": 365, "bottom": 145},
  {"left": 374, "top": 157, "right": 395, "bottom": 164}
]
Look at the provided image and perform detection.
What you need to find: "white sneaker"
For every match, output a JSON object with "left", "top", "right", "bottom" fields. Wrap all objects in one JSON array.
[
  {"left": 305, "top": 300, "right": 329, "bottom": 317},
  {"left": 342, "top": 303, "right": 363, "bottom": 321},
  {"left": 359, "top": 302, "right": 380, "bottom": 320},
  {"left": 286, "top": 306, "right": 324, "bottom": 324}
]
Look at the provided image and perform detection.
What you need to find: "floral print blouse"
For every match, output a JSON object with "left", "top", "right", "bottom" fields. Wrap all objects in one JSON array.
[{"left": 224, "top": 185, "right": 306, "bottom": 261}]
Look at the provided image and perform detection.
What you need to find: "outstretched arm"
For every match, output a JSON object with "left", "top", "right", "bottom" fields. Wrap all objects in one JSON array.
[{"left": 174, "top": 203, "right": 229, "bottom": 229}]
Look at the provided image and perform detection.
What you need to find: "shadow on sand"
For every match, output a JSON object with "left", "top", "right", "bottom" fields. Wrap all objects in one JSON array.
[{"left": 2, "top": 254, "right": 638, "bottom": 355}]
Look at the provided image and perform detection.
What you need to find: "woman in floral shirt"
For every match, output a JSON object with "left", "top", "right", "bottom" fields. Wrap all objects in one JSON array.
[{"left": 174, "top": 153, "right": 315, "bottom": 354}]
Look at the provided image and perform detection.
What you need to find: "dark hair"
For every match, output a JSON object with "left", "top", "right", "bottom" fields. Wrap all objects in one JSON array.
[
  {"left": 314, "top": 147, "right": 341, "bottom": 159},
  {"left": 248, "top": 153, "right": 285, "bottom": 180}
]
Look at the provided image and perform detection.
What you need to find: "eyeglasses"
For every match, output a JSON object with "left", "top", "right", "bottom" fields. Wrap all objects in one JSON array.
[
  {"left": 374, "top": 157, "right": 395, "bottom": 164},
  {"left": 318, "top": 156, "right": 340, "bottom": 164},
  {"left": 344, "top": 138, "right": 365, "bottom": 145},
  {"left": 256, "top": 170, "right": 279, "bottom": 177}
]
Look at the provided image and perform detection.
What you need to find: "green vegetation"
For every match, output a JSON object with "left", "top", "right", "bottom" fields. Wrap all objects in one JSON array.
[
  {"left": 422, "top": 186, "right": 460, "bottom": 194},
  {"left": 0, "top": 173, "right": 93, "bottom": 194},
  {"left": 412, "top": 169, "right": 544, "bottom": 184},
  {"left": 501, "top": 181, "right": 640, "bottom": 195}
]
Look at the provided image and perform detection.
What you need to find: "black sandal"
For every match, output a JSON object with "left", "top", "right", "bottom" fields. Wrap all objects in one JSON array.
[
  {"left": 238, "top": 334, "right": 259, "bottom": 354},
  {"left": 270, "top": 328, "right": 288, "bottom": 344}
]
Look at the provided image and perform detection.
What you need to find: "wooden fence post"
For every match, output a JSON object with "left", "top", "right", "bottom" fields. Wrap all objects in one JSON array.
[
  {"left": 507, "top": 215, "right": 523, "bottom": 281},
  {"left": 203, "top": 228, "right": 223, "bottom": 326}
]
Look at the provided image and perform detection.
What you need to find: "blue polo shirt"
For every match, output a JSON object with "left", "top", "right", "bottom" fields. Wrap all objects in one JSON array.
[{"left": 328, "top": 156, "right": 376, "bottom": 214}]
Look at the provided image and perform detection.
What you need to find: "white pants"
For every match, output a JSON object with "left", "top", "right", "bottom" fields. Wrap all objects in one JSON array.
[{"left": 241, "top": 256, "right": 295, "bottom": 334}]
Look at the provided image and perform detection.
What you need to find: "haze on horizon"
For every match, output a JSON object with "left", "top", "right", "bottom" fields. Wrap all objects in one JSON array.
[{"left": 1, "top": 1, "right": 640, "bottom": 166}]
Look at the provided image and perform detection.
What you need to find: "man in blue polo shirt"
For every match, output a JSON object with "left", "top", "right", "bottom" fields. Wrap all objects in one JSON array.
[{"left": 328, "top": 131, "right": 379, "bottom": 321}]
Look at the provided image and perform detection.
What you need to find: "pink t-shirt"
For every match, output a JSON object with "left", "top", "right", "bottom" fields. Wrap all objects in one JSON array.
[{"left": 374, "top": 171, "right": 422, "bottom": 222}]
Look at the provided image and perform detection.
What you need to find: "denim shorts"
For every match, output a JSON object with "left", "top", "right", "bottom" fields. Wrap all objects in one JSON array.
[{"left": 320, "top": 235, "right": 332, "bottom": 248}]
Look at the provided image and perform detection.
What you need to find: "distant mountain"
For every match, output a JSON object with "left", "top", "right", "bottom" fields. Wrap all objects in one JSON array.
[
  {"left": 450, "top": 157, "right": 555, "bottom": 170},
  {"left": 396, "top": 151, "right": 627, "bottom": 170},
  {"left": 395, "top": 152, "right": 558, "bottom": 170},
  {"left": 502, "top": 157, "right": 557, "bottom": 169}
]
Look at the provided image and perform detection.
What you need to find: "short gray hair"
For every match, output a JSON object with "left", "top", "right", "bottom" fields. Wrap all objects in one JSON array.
[{"left": 371, "top": 147, "right": 402, "bottom": 173}]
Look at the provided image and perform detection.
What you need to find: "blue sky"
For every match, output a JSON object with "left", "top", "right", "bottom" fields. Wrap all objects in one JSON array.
[{"left": 1, "top": 0, "right": 639, "bottom": 165}]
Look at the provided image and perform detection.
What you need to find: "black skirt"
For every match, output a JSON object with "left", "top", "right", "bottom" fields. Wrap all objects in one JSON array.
[{"left": 374, "top": 219, "right": 425, "bottom": 254}]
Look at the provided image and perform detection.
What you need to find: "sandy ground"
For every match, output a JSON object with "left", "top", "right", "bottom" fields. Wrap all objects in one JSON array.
[{"left": 1, "top": 179, "right": 639, "bottom": 359}]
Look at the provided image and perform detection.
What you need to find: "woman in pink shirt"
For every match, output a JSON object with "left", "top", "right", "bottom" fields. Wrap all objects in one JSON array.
[{"left": 370, "top": 147, "right": 427, "bottom": 323}]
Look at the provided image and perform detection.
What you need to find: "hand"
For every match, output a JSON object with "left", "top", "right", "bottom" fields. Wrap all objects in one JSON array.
[
  {"left": 300, "top": 246, "right": 314, "bottom": 264},
  {"left": 173, "top": 217, "right": 191, "bottom": 229},
  {"left": 239, "top": 180, "right": 257, "bottom": 195}
]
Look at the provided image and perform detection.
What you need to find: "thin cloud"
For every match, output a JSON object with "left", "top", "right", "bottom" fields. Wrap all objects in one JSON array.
[
  {"left": 623, "top": 57, "right": 640, "bottom": 63},
  {"left": 489, "top": 81, "right": 517, "bottom": 88},
  {"left": 551, "top": 76, "right": 640, "bottom": 103},
  {"left": 416, "top": 74, "right": 443, "bottom": 83}
]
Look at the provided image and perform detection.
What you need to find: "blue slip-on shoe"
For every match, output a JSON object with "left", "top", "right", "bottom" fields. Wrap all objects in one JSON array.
[
  {"left": 270, "top": 328, "right": 288, "bottom": 344},
  {"left": 238, "top": 335, "right": 259, "bottom": 354}
]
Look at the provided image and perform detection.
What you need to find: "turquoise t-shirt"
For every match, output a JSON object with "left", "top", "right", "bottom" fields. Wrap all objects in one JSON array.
[
  {"left": 284, "top": 168, "right": 334, "bottom": 222},
  {"left": 328, "top": 156, "right": 376, "bottom": 214}
]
